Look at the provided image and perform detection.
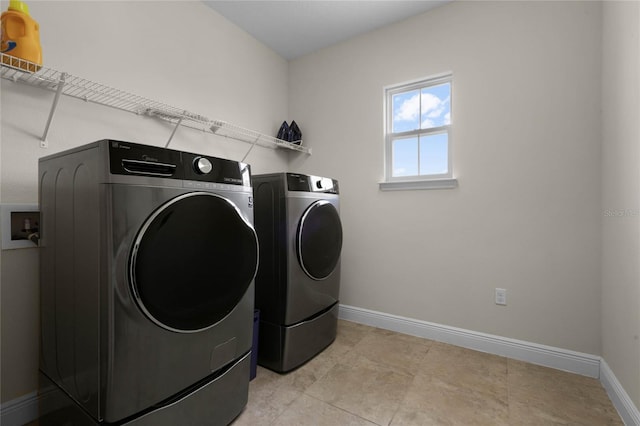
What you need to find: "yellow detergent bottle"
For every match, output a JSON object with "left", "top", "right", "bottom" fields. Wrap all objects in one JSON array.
[{"left": 1, "top": 0, "right": 42, "bottom": 72}]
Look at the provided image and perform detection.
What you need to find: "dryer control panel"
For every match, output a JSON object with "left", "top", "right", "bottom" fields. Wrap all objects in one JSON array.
[
  {"left": 109, "top": 140, "right": 182, "bottom": 178},
  {"left": 107, "top": 140, "right": 251, "bottom": 187},
  {"left": 287, "top": 173, "right": 339, "bottom": 194}
]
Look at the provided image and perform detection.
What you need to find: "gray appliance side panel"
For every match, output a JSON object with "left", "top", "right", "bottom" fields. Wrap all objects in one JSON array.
[
  {"left": 105, "top": 185, "right": 255, "bottom": 423},
  {"left": 253, "top": 174, "right": 288, "bottom": 324},
  {"left": 284, "top": 194, "right": 341, "bottom": 325},
  {"left": 39, "top": 145, "right": 102, "bottom": 420}
]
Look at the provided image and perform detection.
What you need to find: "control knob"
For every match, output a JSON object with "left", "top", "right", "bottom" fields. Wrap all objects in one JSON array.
[{"left": 193, "top": 157, "right": 212, "bottom": 174}]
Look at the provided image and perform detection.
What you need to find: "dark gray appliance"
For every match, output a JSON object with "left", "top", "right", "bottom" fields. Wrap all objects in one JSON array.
[
  {"left": 38, "top": 140, "right": 258, "bottom": 425},
  {"left": 252, "top": 172, "right": 342, "bottom": 373}
]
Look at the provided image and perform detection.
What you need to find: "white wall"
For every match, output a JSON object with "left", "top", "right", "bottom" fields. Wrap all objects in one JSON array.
[
  {"left": 289, "top": 1, "right": 603, "bottom": 354},
  {"left": 601, "top": 0, "right": 640, "bottom": 408},
  {"left": 4, "top": 0, "right": 638, "bottom": 413},
  {"left": 0, "top": 0, "right": 291, "bottom": 403}
]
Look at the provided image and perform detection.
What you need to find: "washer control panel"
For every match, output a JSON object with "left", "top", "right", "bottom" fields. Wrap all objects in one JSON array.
[
  {"left": 182, "top": 152, "right": 250, "bottom": 187},
  {"left": 107, "top": 140, "right": 251, "bottom": 187},
  {"left": 287, "top": 173, "right": 339, "bottom": 194}
]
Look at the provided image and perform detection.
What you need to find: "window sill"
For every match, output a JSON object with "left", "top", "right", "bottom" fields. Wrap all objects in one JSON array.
[{"left": 379, "top": 178, "right": 458, "bottom": 191}]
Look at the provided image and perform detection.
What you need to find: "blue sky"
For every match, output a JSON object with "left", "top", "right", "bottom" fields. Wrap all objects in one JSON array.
[{"left": 391, "top": 82, "right": 450, "bottom": 177}]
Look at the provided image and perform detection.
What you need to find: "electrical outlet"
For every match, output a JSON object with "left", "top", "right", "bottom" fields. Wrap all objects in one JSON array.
[{"left": 495, "top": 288, "right": 507, "bottom": 305}]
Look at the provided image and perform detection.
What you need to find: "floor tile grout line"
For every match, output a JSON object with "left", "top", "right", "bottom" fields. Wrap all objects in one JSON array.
[
  {"left": 302, "top": 344, "right": 418, "bottom": 425},
  {"left": 239, "top": 322, "right": 623, "bottom": 425},
  {"left": 303, "top": 393, "right": 386, "bottom": 426},
  {"left": 386, "top": 369, "right": 422, "bottom": 426},
  {"left": 383, "top": 338, "right": 433, "bottom": 425},
  {"left": 265, "top": 388, "right": 305, "bottom": 426}
]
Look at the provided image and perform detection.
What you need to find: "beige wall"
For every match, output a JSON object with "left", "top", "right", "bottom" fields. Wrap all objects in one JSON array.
[
  {"left": 0, "top": 250, "right": 39, "bottom": 404},
  {"left": 3, "top": 0, "right": 639, "bottom": 414},
  {"left": 0, "top": 1, "right": 291, "bottom": 403},
  {"left": 289, "top": 1, "right": 603, "bottom": 354},
  {"left": 601, "top": 0, "right": 640, "bottom": 408}
]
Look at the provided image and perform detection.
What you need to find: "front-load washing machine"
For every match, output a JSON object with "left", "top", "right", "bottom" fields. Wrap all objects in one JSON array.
[
  {"left": 38, "top": 140, "right": 258, "bottom": 425},
  {"left": 252, "top": 172, "right": 342, "bottom": 373}
]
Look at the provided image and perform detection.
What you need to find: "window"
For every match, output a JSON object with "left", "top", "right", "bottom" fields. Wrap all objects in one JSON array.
[{"left": 381, "top": 73, "right": 457, "bottom": 191}]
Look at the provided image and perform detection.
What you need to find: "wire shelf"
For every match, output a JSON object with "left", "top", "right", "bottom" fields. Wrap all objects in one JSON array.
[
  {"left": 210, "top": 120, "right": 308, "bottom": 153},
  {"left": 0, "top": 53, "right": 311, "bottom": 155}
]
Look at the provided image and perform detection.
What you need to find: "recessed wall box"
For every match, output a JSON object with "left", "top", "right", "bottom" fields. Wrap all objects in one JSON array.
[{"left": 1, "top": 204, "right": 39, "bottom": 249}]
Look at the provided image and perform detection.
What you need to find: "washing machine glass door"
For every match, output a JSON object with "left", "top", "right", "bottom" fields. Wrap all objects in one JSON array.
[
  {"left": 296, "top": 200, "right": 343, "bottom": 280},
  {"left": 130, "top": 192, "right": 258, "bottom": 332}
]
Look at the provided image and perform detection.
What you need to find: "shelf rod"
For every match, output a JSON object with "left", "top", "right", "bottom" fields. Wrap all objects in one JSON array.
[
  {"left": 41, "top": 72, "right": 67, "bottom": 147},
  {"left": 241, "top": 135, "right": 261, "bottom": 163},
  {"left": 165, "top": 114, "right": 184, "bottom": 148}
]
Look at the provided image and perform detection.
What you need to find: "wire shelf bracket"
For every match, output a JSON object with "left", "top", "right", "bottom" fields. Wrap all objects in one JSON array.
[
  {"left": 41, "top": 72, "right": 67, "bottom": 148},
  {"left": 165, "top": 115, "right": 184, "bottom": 149},
  {"left": 0, "top": 53, "right": 312, "bottom": 156}
]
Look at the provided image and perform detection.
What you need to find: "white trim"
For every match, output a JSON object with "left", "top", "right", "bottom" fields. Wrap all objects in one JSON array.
[
  {"left": 0, "top": 391, "right": 39, "bottom": 426},
  {"left": 383, "top": 71, "right": 454, "bottom": 93},
  {"left": 383, "top": 73, "right": 454, "bottom": 183},
  {"left": 600, "top": 359, "right": 640, "bottom": 426},
  {"left": 379, "top": 178, "right": 458, "bottom": 191},
  {"left": 4, "top": 310, "right": 639, "bottom": 426},
  {"left": 338, "top": 304, "right": 600, "bottom": 378},
  {"left": 339, "top": 304, "right": 640, "bottom": 424}
]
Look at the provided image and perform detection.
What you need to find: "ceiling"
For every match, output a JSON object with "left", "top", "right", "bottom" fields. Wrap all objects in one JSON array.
[{"left": 203, "top": 1, "right": 450, "bottom": 60}]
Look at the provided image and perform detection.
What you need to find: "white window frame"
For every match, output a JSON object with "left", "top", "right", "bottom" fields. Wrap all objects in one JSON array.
[{"left": 380, "top": 73, "right": 458, "bottom": 191}]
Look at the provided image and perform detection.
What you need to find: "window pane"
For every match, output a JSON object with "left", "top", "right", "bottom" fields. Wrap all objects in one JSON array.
[
  {"left": 421, "top": 82, "right": 451, "bottom": 129},
  {"left": 419, "top": 133, "right": 448, "bottom": 175},
  {"left": 392, "top": 89, "right": 420, "bottom": 133},
  {"left": 392, "top": 137, "right": 418, "bottom": 177}
]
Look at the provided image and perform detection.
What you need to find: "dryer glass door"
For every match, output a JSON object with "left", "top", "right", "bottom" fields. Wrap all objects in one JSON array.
[
  {"left": 130, "top": 192, "right": 258, "bottom": 332},
  {"left": 296, "top": 200, "right": 343, "bottom": 280}
]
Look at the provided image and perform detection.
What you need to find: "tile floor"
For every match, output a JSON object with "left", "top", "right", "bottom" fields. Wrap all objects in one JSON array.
[{"left": 231, "top": 320, "right": 623, "bottom": 426}]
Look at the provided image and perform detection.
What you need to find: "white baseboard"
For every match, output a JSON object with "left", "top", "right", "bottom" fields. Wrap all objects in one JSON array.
[
  {"left": 600, "top": 359, "right": 640, "bottom": 426},
  {"left": 0, "top": 390, "right": 39, "bottom": 426},
  {"left": 338, "top": 304, "right": 601, "bottom": 377},
  {"left": 3, "top": 306, "right": 638, "bottom": 426},
  {"left": 339, "top": 303, "right": 640, "bottom": 425}
]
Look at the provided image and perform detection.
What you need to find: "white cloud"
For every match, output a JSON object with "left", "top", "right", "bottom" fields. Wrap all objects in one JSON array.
[
  {"left": 427, "top": 107, "right": 445, "bottom": 119},
  {"left": 394, "top": 93, "right": 420, "bottom": 122},
  {"left": 422, "top": 94, "right": 450, "bottom": 122},
  {"left": 395, "top": 92, "right": 450, "bottom": 128},
  {"left": 422, "top": 93, "right": 443, "bottom": 116},
  {"left": 421, "top": 118, "right": 435, "bottom": 128}
]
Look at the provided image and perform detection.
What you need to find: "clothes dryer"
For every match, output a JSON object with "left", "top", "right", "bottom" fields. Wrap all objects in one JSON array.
[
  {"left": 38, "top": 140, "right": 258, "bottom": 425},
  {"left": 252, "top": 172, "right": 342, "bottom": 372}
]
